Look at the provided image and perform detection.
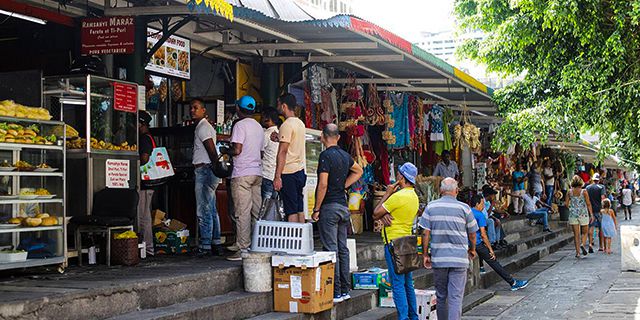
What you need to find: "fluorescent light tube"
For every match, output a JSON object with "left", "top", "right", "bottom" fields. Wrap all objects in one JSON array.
[{"left": 0, "top": 9, "right": 47, "bottom": 25}]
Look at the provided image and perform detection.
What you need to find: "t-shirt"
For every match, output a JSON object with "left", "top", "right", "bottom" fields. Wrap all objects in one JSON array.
[
  {"left": 512, "top": 171, "right": 525, "bottom": 191},
  {"left": 381, "top": 187, "right": 419, "bottom": 242},
  {"left": 192, "top": 118, "right": 216, "bottom": 165},
  {"left": 262, "top": 126, "right": 279, "bottom": 181},
  {"left": 528, "top": 169, "right": 543, "bottom": 193},
  {"left": 279, "top": 117, "right": 306, "bottom": 174},
  {"left": 622, "top": 188, "right": 633, "bottom": 206},
  {"left": 522, "top": 193, "right": 539, "bottom": 214},
  {"left": 433, "top": 161, "right": 459, "bottom": 178},
  {"left": 317, "top": 146, "right": 354, "bottom": 207},
  {"left": 586, "top": 183, "right": 605, "bottom": 213},
  {"left": 139, "top": 134, "right": 154, "bottom": 165},
  {"left": 230, "top": 118, "right": 264, "bottom": 178},
  {"left": 579, "top": 172, "right": 590, "bottom": 184},
  {"left": 472, "top": 208, "right": 486, "bottom": 246},
  {"left": 418, "top": 195, "right": 478, "bottom": 269},
  {"left": 543, "top": 167, "right": 555, "bottom": 186}
]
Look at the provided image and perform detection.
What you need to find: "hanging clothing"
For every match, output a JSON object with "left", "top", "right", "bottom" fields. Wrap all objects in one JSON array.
[
  {"left": 389, "top": 93, "right": 410, "bottom": 149},
  {"left": 435, "top": 107, "right": 454, "bottom": 155},
  {"left": 429, "top": 104, "right": 445, "bottom": 141}
]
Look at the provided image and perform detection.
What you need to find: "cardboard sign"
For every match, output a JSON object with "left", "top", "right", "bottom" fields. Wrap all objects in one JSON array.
[
  {"left": 81, "top": 16, "right": 135, "bottom": 55},
  {"left": 146, "top": 28, "right": 191, "bottom": 79},
  {"left": 106, "top": 159, "right": 130, "bottom": 188},
  {"left": 113, "top": 82, "right": 138, "bottom": 113}
]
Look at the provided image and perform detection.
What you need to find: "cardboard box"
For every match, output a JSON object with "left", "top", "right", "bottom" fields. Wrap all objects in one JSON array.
[
  {"left": 352, "top": 268, "right": 388, "bottom": 289},
  {"left": 273, "top": 262, "right": 335, "bottom": 313},
  {"left": 165, "top": 219, "right": 187, "bottom": 231},
  {"left": 272, "top": 251, "right": 336, "bottom": 268},
  {"left": 152, "top": 209, "right": 166, "bottom": 226},
  {"left": 153, "top": 228, "right": 189, "bottom": 254},
  {"left": 416, "top": 289, "right": 437, "bottom": 319}
]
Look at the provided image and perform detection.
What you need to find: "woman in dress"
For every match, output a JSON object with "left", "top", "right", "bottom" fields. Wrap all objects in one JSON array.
[
  {"left": 600, "top": 199, "right": 618, "bottom": 254},
  {"left": 565, "top": 175, "right": 594, "bottom": 258}
]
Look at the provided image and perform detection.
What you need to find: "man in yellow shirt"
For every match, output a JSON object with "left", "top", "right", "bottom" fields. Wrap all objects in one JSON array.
[
  {"left": 373, "top": 163, "right": 420, "bottom": 320},
  {"left": 273, "top": 93, "right": 307, "bottom": 223}
]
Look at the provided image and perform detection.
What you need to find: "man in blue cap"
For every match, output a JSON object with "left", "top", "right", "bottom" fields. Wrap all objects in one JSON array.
[
  {"left": 373, "top": 162, "right": 420, "bottom": 320},
  {"left": 222, "top": 95, "right": 264, "bottom": 261}
]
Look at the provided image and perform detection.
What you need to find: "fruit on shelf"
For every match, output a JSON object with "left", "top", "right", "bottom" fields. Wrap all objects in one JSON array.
[
  {"left": 40, "top": 216, "right": 58, "bottom": 226},
  {"left": 0, "top": 100, "right": 52, "bottom": 120},
  {"left": 35, "top": 213, "right": 49, "bottom": 218},
  {"left": 7, "top": 217, "right": 22, "bottom": 224},
  {"left": 23, "top": 218, "right": 42, "bottom": 227},
  {"left": 0, "top": 123, "right": 56, "bottom": 145}
]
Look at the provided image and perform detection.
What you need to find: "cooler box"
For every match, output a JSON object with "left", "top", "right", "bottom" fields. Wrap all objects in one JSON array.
[
  {"left": 271, "top": 251, "right": 336, "bottom": 268},
  {"left": 153, "top": 228, "right": 189, "bottom": 254},
  {"left": 621, "top": 225, "right": 640, "bottom": 271},
  {"left": 353, "top": 268, "right": 388, "bottom": 289},
  {"left": 416, "top": 289, "right": 437, "bottom": 319}
]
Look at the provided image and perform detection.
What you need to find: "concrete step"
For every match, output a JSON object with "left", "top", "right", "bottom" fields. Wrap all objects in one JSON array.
[
  {"left": 495, "top": 227, "right": 571, "bottom": 259},
  {"left": 479, "top": 232, "right": 574, "bottom": 289},
  {"left": 108, "top": 291, "right": 272, "bottom": 320},
  {"left": 344, "top": 307, "right": 397, "bottom": 320}
]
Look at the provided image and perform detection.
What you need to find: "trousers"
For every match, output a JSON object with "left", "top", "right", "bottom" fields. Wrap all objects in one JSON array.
[{"left": 433, "top": 267, "right": 467, "bottom": 320}]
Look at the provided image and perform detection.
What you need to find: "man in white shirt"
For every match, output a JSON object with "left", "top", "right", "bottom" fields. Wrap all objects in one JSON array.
[
  {"left": 622, "top": 184, "right": 634, "bottom": 220},
  {"left": 433, "top": 150, "right": 459, "bottom": 180},
  {"left": 190, "top": 98, "right": 223, "bottom": 257},
  {"left": 260, "top": 107, "right": 280, "bottom": 200},
  {"left": 512, "top": 186, "right": 553, "bottom": 232}
]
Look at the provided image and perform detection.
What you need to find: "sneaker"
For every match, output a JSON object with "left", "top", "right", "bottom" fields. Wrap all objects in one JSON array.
[
  {"left": 529, "top": 220, "right": 536, "bottom": 227},
  {"left": 196, "top": 248, "right": 211, "bottom": 258},
  {"left": 480, "top": 267, "right": 486, "bottom": 274},
  {"left": 588, "top": 246, "right": 594, "bottom": 254},
  {"left": 226, "top": 244, "right": 240, "bottom": 252},
  {"left": 333, "top": 295, "right": 344, "bottom": 303},
  {"left": 499, "top": 240, "right": 508, "bottom": 246},
  {"left": 212, "top": 245, "right": 225, "bottom": 256},
  {"left": 511, "top": 279, "right": 529, "bottom": 291},
  {"left": 226, "top": 251, "right": 243, "bottom": 261},
  {"left": 341, "top": 293, "right": 351, "bottom": 301},
  {"left": 543, "top": 228, "right": 552, "bottom": 233}
]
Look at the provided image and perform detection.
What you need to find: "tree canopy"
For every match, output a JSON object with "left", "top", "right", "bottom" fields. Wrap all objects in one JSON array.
[{"left": 454, "top": 0, "right": 640, "bottom": 167}]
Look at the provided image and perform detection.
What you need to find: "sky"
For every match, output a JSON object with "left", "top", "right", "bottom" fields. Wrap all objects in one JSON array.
[{"left": 352, "top": 0, "right": 456, "bottom": 42}]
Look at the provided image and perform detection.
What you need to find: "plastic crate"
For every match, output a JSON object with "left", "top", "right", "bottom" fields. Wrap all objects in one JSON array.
[
  {"left": 271, "top": 251, "right": 336, "bottom": 268},
  {"left": 251, "top": 221, "right": 314, "bottom": 255}
]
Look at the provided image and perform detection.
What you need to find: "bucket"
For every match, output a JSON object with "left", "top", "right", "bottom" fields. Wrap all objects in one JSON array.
[{"left": 242, "top": 251, "right": 273, "bottom": 292}]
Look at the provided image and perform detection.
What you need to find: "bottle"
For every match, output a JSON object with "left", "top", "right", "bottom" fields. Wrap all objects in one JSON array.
[{"left": 417, "top": 236, "right": 423, "bottom": 255}]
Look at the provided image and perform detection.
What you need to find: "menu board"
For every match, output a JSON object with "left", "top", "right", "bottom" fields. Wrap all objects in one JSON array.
[
  {"left": 81, "top": 17, "right": 135, "bottom": 55},
  {"left": 146, "top": 28, "right": 191, "bottom": 79},
  {"left": 113, "top": 82, "right": 138, "bottom": 113}
]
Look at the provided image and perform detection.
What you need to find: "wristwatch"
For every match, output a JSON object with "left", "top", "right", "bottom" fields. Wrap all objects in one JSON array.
[{"left": 313, "top": 208, "right": 320, "bottom": 213}]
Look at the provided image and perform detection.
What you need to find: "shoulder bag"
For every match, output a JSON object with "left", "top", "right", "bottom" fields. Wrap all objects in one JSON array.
[
  {"left": 140, "top": 134, "right": 174, "bottom": 187},
  {"left": 383, "top": 227, "right": 421, "bottom": 275}
]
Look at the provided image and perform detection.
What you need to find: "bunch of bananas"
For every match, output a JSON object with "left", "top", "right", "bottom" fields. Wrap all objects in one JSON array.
[{"left": 0, "top": 100, "right": 52, "bottom": 120}]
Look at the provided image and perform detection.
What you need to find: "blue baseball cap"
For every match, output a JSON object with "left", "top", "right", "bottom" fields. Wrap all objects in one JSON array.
[
  {"left": 398, "top": 163, "right": 417, "bottom": 185},
  {"left": 236, "top": 95, "right": 256, "bottom": 111}
]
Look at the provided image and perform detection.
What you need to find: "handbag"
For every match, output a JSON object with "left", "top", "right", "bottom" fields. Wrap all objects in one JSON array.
[
  {"left": 140, "top": 134, "right": 174, "bottom": 187},
  {"left": 258, "top": 191, "right": 285, "bottom": 221},
  {"left": 383, "top": 227, "right": 421, "bottom": 275}
]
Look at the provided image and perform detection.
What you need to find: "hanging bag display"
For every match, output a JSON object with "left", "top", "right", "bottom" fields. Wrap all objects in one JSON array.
[
  {"left": 383, "top": 227, "right": 421, "bottom": 275},
  {"left": 140, "top": 135, "right": 175, "bottom": 187}
]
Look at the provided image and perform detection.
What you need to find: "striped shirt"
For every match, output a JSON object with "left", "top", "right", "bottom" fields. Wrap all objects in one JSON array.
[{"left": 418, "top": 195, "right": 478, "bottom": 268}]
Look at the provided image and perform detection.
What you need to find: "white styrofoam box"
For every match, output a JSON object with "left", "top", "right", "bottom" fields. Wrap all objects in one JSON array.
[
  {"left": 621, "top": 225, "right": 640, "bottom": 271},
  {"left": 416, "top": 289, "right": 437, "bottom": 320},
  {"left": 0, "top": 251, "right": 27, "bottom": 263},
  {"left": 348, "top": 238, "right": 358, "bottom": 272},
  {"left": 251, "top": 221, "right": 314, "bottom": 255},
  {"left": 428, "top": 310, "right": 437, "bottom": 320},
  {"left": 272, "top": 251, "right": 336, "bottom": 268}
]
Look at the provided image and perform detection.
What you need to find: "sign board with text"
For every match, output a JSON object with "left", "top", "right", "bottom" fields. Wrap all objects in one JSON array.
[
  {"left": 113, "top": 82, "right": 138, "bottom": 113},
  {"left": 146, "top": 28, "right": 191, "bottom": 79},
  {"left": 81, "top": 17, "right": 135, "bottom": 55},
  {"left": 106, "top": 159, "right": 130, "bottom": 188}
]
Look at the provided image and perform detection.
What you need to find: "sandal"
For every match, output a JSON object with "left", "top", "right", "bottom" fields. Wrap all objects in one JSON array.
[{"left": 580, "top": 246, "right": 588, "bottom": 256}]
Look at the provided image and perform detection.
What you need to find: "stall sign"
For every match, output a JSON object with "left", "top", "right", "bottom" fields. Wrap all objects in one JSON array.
[
  {"left": 106, "top": 159, "right": 130, "bottom": 188},
  {"left": 113, "top": 82, "right": 138, "bottom": 113},
  {"left": 81, "top": 16, "right": 135, "bottom": 55},
  {"left": 146, "top": 28, "right": 191, "bottom": 79}
]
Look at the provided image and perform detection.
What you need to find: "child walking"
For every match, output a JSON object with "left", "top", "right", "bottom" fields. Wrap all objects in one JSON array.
[{"left": 600, "top": 199, "right": 617, "bottom": 254}]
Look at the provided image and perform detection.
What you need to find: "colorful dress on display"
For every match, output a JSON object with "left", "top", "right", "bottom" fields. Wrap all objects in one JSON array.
[
  {"left": 429, "top": 104, "right": 445, "bottom": 141},
  {"left": 389, "top": 93, "right": 410, "bottom": 149},
  {"left": 435, "top": 107, "right": 454, "bottom": 155}
]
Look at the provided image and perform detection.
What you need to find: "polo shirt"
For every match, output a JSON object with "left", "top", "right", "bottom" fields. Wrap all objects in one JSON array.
[
  {"left": 418, "top": 195, "right": 478, "bottom": 268},
  {"left": 381, "top": 187, "right": 419, "bottom": 242},
  {"left": 471, "top": 208, "right": 486, "bottom": 246}
]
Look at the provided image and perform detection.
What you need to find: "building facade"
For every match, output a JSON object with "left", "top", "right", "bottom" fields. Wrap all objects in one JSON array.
[{"left": 295, "top": 0, "right": 354, "bottom": 14}]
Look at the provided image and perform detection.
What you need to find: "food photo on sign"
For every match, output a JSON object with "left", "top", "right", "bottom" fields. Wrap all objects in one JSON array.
[{"left": 146, "top": 28, "right": 190, "bottom": 80}]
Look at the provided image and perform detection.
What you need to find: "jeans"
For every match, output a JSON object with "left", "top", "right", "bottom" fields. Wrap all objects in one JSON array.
[
  {"left": 526, "top": 208, "right": 549, "bottom": 229},
  {"left": 384, "top": 245, "right": 418, "bottom": 320},
  {"left": 486, "top": 218, "right": 497, "bottom": 243},
  {"left": 195, "top": 165, "right": 221, "bottom": 249},
  {"left": 231, "top": 175, "right": 262, "bottom": 250},
  {"left": 545, "top": 185, "right": 555, "bottom": 206},
  {"left": 433, "top": 267, "right": 467, "bottom": 320},
  {"left": 261, "top": 178, "right": 274, "bottom": 200},
  {"left": 477, "top": 243, "right": 514, "bottom": 286},
  {"left": 317, "top": 202, "right": 351, "bottom": 296}
]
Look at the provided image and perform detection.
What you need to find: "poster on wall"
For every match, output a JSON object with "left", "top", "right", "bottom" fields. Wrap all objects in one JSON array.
[
  {"left": 146, "top": 28, "right": 191, "bottom": 79},
  {"left": 81, "top": 16, "right": 135, "bottom": 55},
  {"left": 106, "top": 159, "right": 130, "bottom": 188}
]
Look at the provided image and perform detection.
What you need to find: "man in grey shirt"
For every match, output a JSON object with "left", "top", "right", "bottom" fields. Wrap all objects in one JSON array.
[{"left": 433, "top": 150, "right": 459, "bottom": 179}]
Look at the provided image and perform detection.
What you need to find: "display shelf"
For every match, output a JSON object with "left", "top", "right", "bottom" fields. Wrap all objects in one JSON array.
[
  {"left": 0, "top": 116, "right": 65, "bottom": 126},
  {"left": 0, "top": 256, "right": 64, "bottom": 271},
  {"left": 0, "top": 198, "right": 63, "bottom": 205},
  {"left": 0, "top": 171, "right": 63, "bottom": 177},
  {"left": 0, "top": 143, "right": 64, "bottom": 151},
  {"left": 66, "top": 149, "right": 137, "bottom": 156},
  {"left": 0, "top": 226, "right": 62, "bottom": 234}
]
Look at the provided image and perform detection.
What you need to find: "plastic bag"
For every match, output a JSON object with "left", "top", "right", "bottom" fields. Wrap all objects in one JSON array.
[{"left": 258, "top": 192, "right": 285, "bottom": 221}]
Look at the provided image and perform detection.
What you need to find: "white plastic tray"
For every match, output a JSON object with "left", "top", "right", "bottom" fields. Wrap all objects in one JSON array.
[{"left": 271, "top": 251, "right": 336, "bottom": 268}]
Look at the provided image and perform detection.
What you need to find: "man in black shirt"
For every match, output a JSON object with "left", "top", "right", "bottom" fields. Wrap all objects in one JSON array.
[
  {"left": 312, "top": 123, "right": 363, "bottom": 303},
  {"left": 138, "top": 111, "right": 155, "bottom": 256},
  {"left": 586, "top": 173, "right": 606, "bottom": 252}
]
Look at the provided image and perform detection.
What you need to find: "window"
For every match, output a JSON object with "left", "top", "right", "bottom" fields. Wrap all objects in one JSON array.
[{"left": 330, "top": 0, "right": 337, "bottom": 12}]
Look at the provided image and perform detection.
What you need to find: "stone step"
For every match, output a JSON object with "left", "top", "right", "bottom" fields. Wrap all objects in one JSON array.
[
  {"left": 496, "top": 227, "right": 571, "bottom": 259},
  {"left": 343, "top": 307, "right": 398, "bottom": 320},
  {"left": 108, "top": 291, "right": 272, "bottom": 320}
]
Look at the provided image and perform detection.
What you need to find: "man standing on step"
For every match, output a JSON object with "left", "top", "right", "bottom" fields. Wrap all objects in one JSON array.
[
  {"left": 470, "top": 194, "right": 529, "bottom": 291},
  {"left": 420, "top": 178, "right": 478, "bottom": 320},
  {"left": 586, "top": 173, "right": 606, "bottom": 252},
  {"left": 312, "top": 124, "right": 363, "bottom": 303}
]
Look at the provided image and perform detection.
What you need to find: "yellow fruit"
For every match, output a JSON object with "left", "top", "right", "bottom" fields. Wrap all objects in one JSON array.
[
  {"left": 41, "top": 217, "right": 57, "bottom": 226},
  {"left": 8, "top": 217, "right": 22, "bottom": 224},
  {"left": 24, "top": 218, "right": 42, "bottom": 227},
  {"left": 36, "top": 213, "right": 49, "bottom": 218}
]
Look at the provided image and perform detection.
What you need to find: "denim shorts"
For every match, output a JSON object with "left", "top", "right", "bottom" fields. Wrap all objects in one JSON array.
[{"left": 281, "top": 170, "right": 307, "bottom": 215}]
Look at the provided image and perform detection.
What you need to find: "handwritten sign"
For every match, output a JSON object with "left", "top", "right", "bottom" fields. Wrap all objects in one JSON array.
[
  {"left": 81, "top": 16, "right": 135, "bottom": 55},
  {"left": 106, "top": 159, "right": 130, "bottom": 188}
]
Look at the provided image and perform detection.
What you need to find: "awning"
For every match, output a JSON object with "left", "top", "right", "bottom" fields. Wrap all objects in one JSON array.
[{"left": 545, "top": 134, "right": 625, "bottom": 169}]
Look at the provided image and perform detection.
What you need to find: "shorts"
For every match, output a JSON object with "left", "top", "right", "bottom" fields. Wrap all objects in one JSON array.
[
  {"left": 569, "top": 215, "right": 589, "bottom": 226},
  {"left": 281, "top": 170, "right": 307, "bottom": 215},
  {"left": 623, "top": 204, "right": 632, "bottom": 209},
  {"left": 589, "top": 212, "right": 601, "bottom": 228}
]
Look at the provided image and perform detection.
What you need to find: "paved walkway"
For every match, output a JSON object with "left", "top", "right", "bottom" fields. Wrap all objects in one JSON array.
[{"left": 464, "top": 206, "right": 640, "bottom": 320}]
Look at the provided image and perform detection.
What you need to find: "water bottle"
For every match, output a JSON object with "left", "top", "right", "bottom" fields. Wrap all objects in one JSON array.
[{"left": 417, "top": 236, "right": 423, "bottom": 255}]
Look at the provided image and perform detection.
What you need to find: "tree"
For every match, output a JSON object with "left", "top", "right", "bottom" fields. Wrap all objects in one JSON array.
[{"left": 454, "top": 0, "right": 640, "bottom": 167}]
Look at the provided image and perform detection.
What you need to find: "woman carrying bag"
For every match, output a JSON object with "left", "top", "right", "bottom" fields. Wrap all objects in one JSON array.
[{"left": 373, "top": 163, "right": 420, "bottom": 320}]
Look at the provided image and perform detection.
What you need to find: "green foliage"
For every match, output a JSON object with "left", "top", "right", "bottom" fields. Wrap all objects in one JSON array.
[{"left": 455, "top": 0, "right": 640, "bottom": 168}]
